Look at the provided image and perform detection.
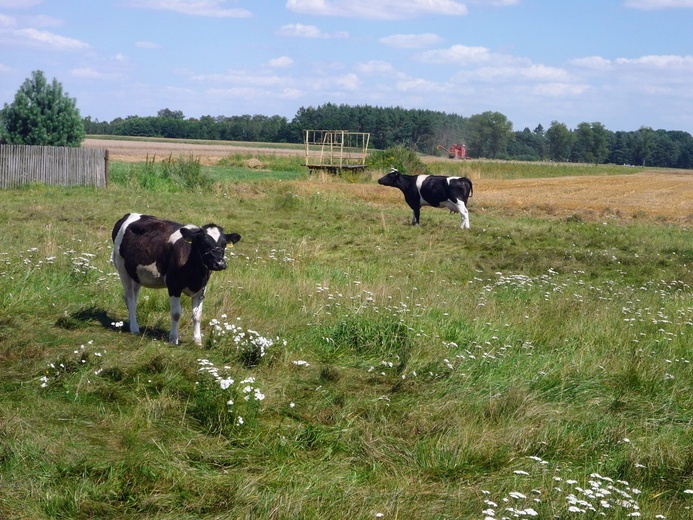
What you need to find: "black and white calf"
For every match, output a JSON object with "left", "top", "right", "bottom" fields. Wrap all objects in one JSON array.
[
  {"left": 378, "top": 168, "right": 473, "bottom": 229},
  {"left": 111, "top": 213, "right": 241, "bottom": 345}
]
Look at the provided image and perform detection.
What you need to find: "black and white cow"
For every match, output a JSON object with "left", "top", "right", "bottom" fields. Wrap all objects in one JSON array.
[
  {"left": 111, "top": 213, "right": 241, "bottom": 345},
  {"left": 378, "top": 168, "right": 473, "bottom": 229}
]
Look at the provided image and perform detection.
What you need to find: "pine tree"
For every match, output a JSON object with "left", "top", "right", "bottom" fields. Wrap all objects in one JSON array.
[{"left": 1, "top": 70, "right": 84, "bottom": 146}]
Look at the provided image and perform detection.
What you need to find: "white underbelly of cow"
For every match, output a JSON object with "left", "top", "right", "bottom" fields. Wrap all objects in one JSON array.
[
  {"left": 441, "top": 201, "right": 459, "bottom": 212},
  {"left": 137, "top": 262, "right": 167, "bottom": 288}
]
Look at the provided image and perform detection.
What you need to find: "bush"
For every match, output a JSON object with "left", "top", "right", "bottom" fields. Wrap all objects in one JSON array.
[{"left": 367, "top": 145, "right": 428, "bottom": 175}]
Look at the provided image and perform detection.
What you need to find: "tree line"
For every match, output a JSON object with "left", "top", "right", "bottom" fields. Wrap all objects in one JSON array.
[
  {"left": 3, "top": 71, "right": 692, "bottom": 168},
  {"left": 85, "top": 104, "right": 693, "bottom": 169}
]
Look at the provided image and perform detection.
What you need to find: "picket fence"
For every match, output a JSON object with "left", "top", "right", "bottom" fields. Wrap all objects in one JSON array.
[{"left": 0, "top": 144, "right": 108, "bottom": 189}]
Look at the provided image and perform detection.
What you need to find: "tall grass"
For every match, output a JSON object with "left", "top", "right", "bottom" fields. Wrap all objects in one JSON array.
[
  {"left": 0, "top": 170, "right": 691, "bottom": 519},
  {"left": 109, "top": 154, "right": 212, "bottom": 191}
]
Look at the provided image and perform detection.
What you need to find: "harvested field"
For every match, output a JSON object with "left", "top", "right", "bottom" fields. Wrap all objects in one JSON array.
[
  {"left": 85, "top": 138, "right": 693, "bottom": 224},
  {"left": 84, "top": 138, "right": 301, "bottom": 165},
  {"left": 476, "top": 172, "right": 693, "bottom": 223}
]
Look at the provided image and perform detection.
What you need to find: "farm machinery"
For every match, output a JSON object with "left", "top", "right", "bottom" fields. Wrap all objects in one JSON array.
[{"left": 436, "top": 144, "right": 468, "bottom": 159}]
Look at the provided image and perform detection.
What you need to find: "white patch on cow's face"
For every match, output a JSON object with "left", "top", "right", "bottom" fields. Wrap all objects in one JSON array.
[
  {"left": 136, "top": 262, "right": 166, "bottom": 288},
  {"left": 206, "top": 226, "right": 221, "bottom": 243}
]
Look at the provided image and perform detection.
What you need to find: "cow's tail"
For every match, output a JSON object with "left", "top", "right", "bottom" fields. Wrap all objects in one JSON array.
[{"left": 468, "top": 178, "right": 473, "bottom": 198}]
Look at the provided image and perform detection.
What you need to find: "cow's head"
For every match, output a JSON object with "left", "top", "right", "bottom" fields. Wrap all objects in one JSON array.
[
  {"left": 181, "top": 225, "right": 241, "bottom": 271},
  {"left": 378, "top": 168, "right": 402, "bottom": 187}
]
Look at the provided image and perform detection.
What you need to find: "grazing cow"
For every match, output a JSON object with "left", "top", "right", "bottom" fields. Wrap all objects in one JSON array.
[
  {"left": 378, "top": 168, "right": 473, "bottom": 229},
  {"left": 111, "top": 213, "right": 241, "bottom": 345}
]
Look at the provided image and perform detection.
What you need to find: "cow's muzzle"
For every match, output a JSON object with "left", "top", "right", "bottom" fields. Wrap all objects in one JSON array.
[{"left": 210, "top": 259, "right": 227, "bottom": 271}]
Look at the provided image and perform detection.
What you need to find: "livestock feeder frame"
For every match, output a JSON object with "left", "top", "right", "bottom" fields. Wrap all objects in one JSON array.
[{"left": 303, "top": 130, "right": 370, "bottom": 175}]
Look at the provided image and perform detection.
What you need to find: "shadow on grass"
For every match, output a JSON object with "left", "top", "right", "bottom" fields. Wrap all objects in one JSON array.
[{"left": 54, "top": 306, "right": 169, "bottom": 342}]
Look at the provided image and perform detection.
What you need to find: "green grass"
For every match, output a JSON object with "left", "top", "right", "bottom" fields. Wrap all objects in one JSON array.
[{"left": 0, "top": 163, "right": 691, "bottom": 519}]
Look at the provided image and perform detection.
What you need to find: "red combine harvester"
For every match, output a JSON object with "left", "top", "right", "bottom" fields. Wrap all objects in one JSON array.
[{"left": 436, "top": 144, "right": 468, "bottom": 159}]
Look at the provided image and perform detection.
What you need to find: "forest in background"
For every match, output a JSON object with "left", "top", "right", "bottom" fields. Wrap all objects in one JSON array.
[{"left": 83, "top": 103, "right": 693, "bottom": 169}]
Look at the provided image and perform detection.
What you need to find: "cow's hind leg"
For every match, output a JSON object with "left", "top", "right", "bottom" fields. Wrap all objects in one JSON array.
[
  {"left": 120, "top": 275, "right": 141, "bottom": 334},
  {"left": 456, "top": 201, "right": 470, "bottom": 229},
  {"left": 168, "top": 295, "right": 183, "bottom": 345}
]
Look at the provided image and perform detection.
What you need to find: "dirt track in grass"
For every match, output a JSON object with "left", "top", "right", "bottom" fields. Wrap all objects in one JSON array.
[{"left": 85, "top": 138, "right": 693, "bottom": 224}]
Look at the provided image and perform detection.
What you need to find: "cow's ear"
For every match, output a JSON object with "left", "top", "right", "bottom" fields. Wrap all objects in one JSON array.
[
  {"left": 225, "top": 233, "right": 241, "bottom": 248},
  {"left": 180, "top": 227, "right": 200, "bottom": 243}
]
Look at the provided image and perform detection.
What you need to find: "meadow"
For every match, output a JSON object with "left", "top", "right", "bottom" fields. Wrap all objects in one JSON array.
[{"left": 0, "top": 154, "right": 691, "bottom": 519}]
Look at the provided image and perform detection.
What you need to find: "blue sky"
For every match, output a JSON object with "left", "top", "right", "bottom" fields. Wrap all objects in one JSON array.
[{"left": 1, "top": 0, "right": 692, "bottom": 133}]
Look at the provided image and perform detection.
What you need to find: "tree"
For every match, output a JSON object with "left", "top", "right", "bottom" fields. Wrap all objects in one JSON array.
[
  {"left": 631, "top": 126, "right": 656, "bottom": 166},
  {"left": 1, "top": 70, "right": 84, "bottom": 146},
  {"left": 572, "top": 122, "right": 609, "bottom": 164},
  {"left": 465, "top": 111, "right": 513, "bottom": 159},
  {"left": 157, "top": 108, "right": 185, "bottom": 120},
  {"left": 608, "top": 131, "right": 632, "bottom": 165},
  {"left": 650, "top": 130, "right": 679, "bottom": 167},
  {"left": 545, "top": 121, "right": 573, "bottom": 162},
  {"left": 508, "top": 128, "right": 542, "bottom": 161}
]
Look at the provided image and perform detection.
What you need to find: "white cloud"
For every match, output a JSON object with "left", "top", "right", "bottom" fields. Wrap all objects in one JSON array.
[
  {"left": 13, "top": 27, "right": 89, "bottom": 49},
  {"left": 0, "top": 0, "right": 41, "bottom": 7},
  {"left": 355, "top": 60, "right": 397, "bottom": 75},
  {"left": 416, "top": 44, "right": 521, "bottom": 66},
  {"left": 456, "top": 64, "right": 570, "bottom": 83},
  {"left": 193, "top": 70, "right": 287, "bottom": 87},
  {"left": 135, "top": 41, "right": 160, "bottom": 49},
  {"left": 571, "top": 56, "right": 613, "bottom": 71},
  {"left": 395, "top": 77, "right": 447, "bottom": 93},
  {"left": 0, "top": 13, "right": 15, "bottom": 27},
  {"left": 279, "top": 88, "right": 303, "bottom": 99},
  {"left": 268, "top": 56, "right": 293, "bottom": 68},
  {"left": 532, "top": 82, "right": 590, "bottom": 97},
  {"left": 615, "top": 54, "right": 693, "bottom": 68},
  {"left": 286, "top": 0, "right": 468, "bottom": 19},
  {"left": 277, "top": 23, "right": 347, "bottom": 38},
  {"left": 379, "top": 33, "right": 443, "bottom": 49},
  {"left": 126, "top": 0, "right": 252, "bottom": 18},
  {"left": 71, "top": 67, "right": 120, "bottom": 80},
  {"left": 0, "top": 12, "right": 63, "bottom": 28},
  {"left": 308, "top": 73, "right": 361, "bottom": 91},
  {"left": 468, "top": 64, "right": 570, "bottom": 82},
  {"left": 624, "top": 0, "right": 693, "bottom": 9}
]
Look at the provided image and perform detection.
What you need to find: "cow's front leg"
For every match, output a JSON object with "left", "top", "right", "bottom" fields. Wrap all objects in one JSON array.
[
  {"left": 168, "top": 295, "right": 183, "bottom": 345},
  {"left": 411, "top": 207, "right": 421, "bottom": 226},
  {"left": 191, "top": 288, "right": 206, "bottom": 346}
]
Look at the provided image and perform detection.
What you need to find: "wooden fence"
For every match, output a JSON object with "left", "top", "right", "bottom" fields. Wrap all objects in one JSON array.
[{"left": 0, "top": 145, "right": 108, "bottom": 189}]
